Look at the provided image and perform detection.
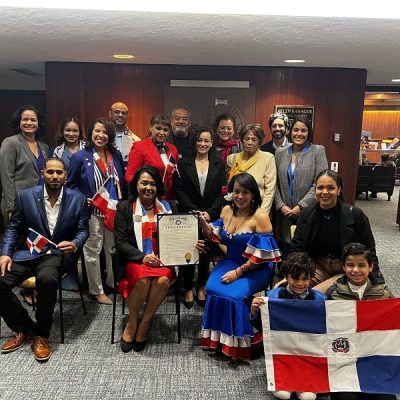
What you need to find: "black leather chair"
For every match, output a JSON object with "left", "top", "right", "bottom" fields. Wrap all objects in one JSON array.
[
  {"left": 369, "top": 166, "right": 396, "bottom": 200},
  {"left": 356, "top": 165, "right": 373, "bottom": 200}
]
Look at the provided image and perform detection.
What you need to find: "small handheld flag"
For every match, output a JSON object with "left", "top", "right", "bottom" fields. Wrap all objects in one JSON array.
[{"left": 26, "top": 228, "right": 56, "bottom": 254}]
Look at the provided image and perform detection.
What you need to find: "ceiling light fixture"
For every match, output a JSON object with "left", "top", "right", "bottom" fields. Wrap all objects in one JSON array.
[
  {"left": 113, "top": 54, "right": 135, "bottom": 59},
  {"left": 284, "top": 59, "right": 305, "bottom": 63},
  {"left": 391, "top": 79, "right": 400, "bottom": 83}
]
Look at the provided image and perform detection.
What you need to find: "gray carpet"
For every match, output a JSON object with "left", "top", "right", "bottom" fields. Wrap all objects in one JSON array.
[{"left": 0, "top": 187, "right": 399, "bottom": 400}]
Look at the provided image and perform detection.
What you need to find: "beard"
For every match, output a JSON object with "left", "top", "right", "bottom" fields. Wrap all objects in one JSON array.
[
  {"left": 173, "top": 126, "right": 188, "bottom": 137},
  {"left": 272, "top": 131, "right": 286, "bottom": 140}
]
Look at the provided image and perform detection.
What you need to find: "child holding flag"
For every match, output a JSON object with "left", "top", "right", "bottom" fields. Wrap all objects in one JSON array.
[{"left": 251, "top": 252, "right": 325, "bottom": 400}]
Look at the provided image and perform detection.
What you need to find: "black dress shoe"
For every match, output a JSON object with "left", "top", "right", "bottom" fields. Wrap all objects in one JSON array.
[
  {"left": 132, "top": 340, "right": 147, "bottom": 352},
  {"left": 195, "top": 296, "right": 206, "bottom": 307},
  {"left": 120, "top": 337, "right": 134, "bottom": 353},
  {"left": 183, "top": 299, "right": 194, "bottom": 309}
]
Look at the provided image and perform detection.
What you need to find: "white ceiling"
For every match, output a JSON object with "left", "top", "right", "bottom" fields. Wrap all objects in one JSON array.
[{"left": 1, "top": 5, "right": 400, "bottom": 91}]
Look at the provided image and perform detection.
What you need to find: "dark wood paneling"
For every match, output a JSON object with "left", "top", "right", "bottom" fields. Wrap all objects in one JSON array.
[
  {"left": 45, "top": 62, "right": 367, "bottom": 203},
  {"left": 0, "top": 90, "right": 46, "bottom": 143},
  {"left": 362, "top": 110, "right": 400, "bottom": 140}
]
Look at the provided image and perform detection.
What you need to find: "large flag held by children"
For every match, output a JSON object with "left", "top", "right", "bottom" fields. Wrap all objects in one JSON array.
[{"left": 261, "top": 298, "right": 400, "bottom": 394}]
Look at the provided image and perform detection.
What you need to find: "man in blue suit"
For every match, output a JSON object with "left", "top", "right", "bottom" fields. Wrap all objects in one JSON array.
[{"left": 0, "top": 157, "right": 89, "bottom": 361}]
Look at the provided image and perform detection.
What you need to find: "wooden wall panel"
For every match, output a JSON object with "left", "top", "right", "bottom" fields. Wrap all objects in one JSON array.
[
  {"left": 45, "top": 62, "right": 367, "bottom": 203},
  {"left": 362, "top": 110, "right": 400, "bottom": 139}
]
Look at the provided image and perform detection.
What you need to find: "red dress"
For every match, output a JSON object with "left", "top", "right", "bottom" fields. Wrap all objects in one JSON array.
[{"left": 118, "top": 222, "right": 175, "bottom": 299}]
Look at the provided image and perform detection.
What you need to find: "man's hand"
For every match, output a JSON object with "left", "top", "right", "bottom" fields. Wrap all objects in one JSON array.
[
  {"left": 0, "top": 256, "right": 13, "bottom": 276},
  {"left": 57, "top": 241, "right": 77, "bottom": 255}
]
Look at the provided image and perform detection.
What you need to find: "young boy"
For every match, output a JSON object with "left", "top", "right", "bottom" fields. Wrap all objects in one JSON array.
[
  {"left": 251, "top": 252, "right": 325, "bottom": 400},
  {"left": 327, "top": 243, "right": 396, "bottom": 400}
]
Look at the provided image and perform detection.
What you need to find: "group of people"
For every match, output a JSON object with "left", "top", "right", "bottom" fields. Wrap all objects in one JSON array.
[{"left": 0, "top": 103, "right": 395, "bottom": 399}]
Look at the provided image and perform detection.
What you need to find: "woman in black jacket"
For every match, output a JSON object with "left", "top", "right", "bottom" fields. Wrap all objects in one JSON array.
[
  {"left": 174, "top": 126, "right": 227, "bottom": 308},
  {"left": 292, "top": 169, "right": 384, "bottom": 293}
]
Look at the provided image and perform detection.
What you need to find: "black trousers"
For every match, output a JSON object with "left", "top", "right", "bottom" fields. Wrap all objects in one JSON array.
[
  {"left": 0, "top": 255, "right": 61, "bottom": 338},
  {"left": 330, "top": 393, "right": 396, "bottom": 400}
]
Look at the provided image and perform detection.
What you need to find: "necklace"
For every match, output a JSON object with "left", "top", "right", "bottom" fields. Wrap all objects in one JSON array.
[
  {"left": 143, "top": 203, "right": 154, "bottom": 211},
  {"left": 225, "top": 213, "right": 249, "bottom": 239},
  {"left": 195, "top": 158, "right": 208, "bottom": 163},
  {"left": 321, "top": 209, "right": 335, "bottom": 220}
]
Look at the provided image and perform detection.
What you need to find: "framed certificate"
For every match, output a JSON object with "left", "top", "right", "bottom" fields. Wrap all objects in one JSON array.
[{"left": 157, "top": 213, "right": 199, "bottom": 266}]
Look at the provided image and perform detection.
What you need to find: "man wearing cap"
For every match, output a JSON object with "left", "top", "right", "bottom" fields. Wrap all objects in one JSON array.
[
  {"left": 167, "top": 106, "right": 194, "bottom": 158},
  {"left": 109, "top": 102, "right": 141, "bottom": 164},
  {"left": 260, "top": 112, "right": 290, "bottom": 155}
]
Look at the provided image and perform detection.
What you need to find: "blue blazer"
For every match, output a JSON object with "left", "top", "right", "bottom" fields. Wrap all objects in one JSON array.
[
  {"left": 1, "top": 185, "right": 90, "bottom": 262},
  {"left": 67, "top": 148, "right": 126, "bottom": 199}
]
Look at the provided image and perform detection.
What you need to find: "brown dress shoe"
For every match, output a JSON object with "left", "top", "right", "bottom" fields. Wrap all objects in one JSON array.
[
  {"left": 1, "top": 332, "right": 31, "bottom": 353},
  {"left": 31, "top": 336, "right": 52, "bottom": 361}
]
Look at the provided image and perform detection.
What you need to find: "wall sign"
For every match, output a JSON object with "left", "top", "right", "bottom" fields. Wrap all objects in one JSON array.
[{"left": 274, "top": 105, "right": 315, "bottom": 128}]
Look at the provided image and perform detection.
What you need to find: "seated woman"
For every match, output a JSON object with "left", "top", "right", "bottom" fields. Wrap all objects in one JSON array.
[
  {"left": 292, "top": 169, "right": 385, "bottom": 293},
  {"left": 199, "top": 172, "right": 281, "bottom": 361},
  {"left": 114, "top": 166, "right": 204, "bottom": 352}
]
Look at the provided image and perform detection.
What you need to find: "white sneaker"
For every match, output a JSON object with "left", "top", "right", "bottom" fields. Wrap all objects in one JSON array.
[
  {"left": 297, "top": 392, "right": 316, "bottom": 400},
  {"left": 273, "top": 391, "right": 292, "bottom": 400}
]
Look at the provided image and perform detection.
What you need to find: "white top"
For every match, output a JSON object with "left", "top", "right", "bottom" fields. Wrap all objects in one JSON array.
[
  {"left": 44, "top": 186, "right": 63, "bottom": 236},
  {"left": 348, "top": 281, "right": 368, "bottom": 299}
]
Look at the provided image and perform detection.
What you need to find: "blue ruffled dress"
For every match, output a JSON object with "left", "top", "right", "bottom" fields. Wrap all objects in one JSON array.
[{"left": 201, "top": 218, "right": 281, "bottom": 359}]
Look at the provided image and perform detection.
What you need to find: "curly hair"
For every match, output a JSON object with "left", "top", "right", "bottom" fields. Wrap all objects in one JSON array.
[
  {"left": 8, "top": 104, "right": 45, "bottom": 137},
  {"left": 280, "top": 252, "right": 316, "bottom": 279},
  {"left": 85, "top": 118, "right": 116, "bottom": 152}
]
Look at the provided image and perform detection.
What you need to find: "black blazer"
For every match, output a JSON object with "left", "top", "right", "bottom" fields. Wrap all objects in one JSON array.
[
  {"left": 292, "top": 199, "right": 384, "bottom": 283},
  {"left": 173, "top": 154, "right": 227, "bottom": 221},
  {"left": 113, "top": 198, "right": 177, "bottom": 281}
]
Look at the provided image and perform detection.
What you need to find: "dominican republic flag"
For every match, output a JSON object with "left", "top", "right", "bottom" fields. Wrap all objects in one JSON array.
[
  {"left": 163, "top": 154, "right": 179, "bottom": 181},
  {"left": 26, "top": 228, "right": 56, "bottom": 254},
  {"left": 92, "top": 177, "right": 118, "bottom": 231},
  {"left": 261, "top": 298, "right": 400, "bottom": 395}
]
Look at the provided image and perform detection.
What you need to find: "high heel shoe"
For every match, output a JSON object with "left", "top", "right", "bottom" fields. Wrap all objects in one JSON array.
[
  {"left": 195, "top": 287, "right": 206, "bottom": 307},
  {"left": 183, "top": 290, "right": 194, "bottom": 309},
  {"left": 132, "top": 340, "right": 147, "bottom": 352},
  {"left": 120, "top": 337, "right": 134, "bottom": 353}
]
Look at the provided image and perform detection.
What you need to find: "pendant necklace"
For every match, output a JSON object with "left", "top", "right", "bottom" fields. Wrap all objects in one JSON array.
[
  {"left": 144, "top": 203, "right": 154, "bottom": 211},
  {"left": 226, "top": 213, "right": 248, "bottom": 239}
]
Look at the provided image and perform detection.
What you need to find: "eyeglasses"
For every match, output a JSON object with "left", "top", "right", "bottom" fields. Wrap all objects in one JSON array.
[{"left": 153, "top": 125, "right": 170, "bottom": 133}]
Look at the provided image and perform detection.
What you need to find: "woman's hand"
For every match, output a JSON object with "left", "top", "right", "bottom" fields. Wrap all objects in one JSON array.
[
  {"left": 221, "top": 269, "right": 240, "bottom": 284},
  {"left": 200, "top": 211, "right": 211, "bottom": 222},
  {"left": 251, "top": 297, "right": 265, "bottom": 316},
  {"left": 196, "top": 239, "right": 206, "bottom": 254},
  {"left": 143, "top": 254, "right": 162, "bottom": 268},
  {"left": 87, "top": 198, "right": 93, "bottom": 206},
  {"left": 280, "top": 205, "right": 292, "bottom": 216},
  {"left": 291, "top": 205, "right": 301, "bottom": 216}
]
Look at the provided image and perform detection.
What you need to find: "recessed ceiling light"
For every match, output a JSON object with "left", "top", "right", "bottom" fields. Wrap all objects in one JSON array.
[
  {"left": 113, "top": 54, "right": 135, "bottom": 59},
  {"left": 284, "top": 59, "right": 305, "bottom": 63},
  {"left": 391, "top": 78, "right": 400, "bottom": 83}
]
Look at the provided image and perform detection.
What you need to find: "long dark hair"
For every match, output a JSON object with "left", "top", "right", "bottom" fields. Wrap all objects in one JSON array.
[
  {"left": 85, "top": 118, "right": 116, "bottom": 152},
  {"left": 129, "top": 166, "right": 165, "bottom": 200},
  {"left": 315, "top": 169, "right": 345, "bottom": 201},
  {"left": 228, "top": 172, "right": 261, "bottom": 216},
  {"left": 55, "top": 116, "right": 84, "bottom": 145}
]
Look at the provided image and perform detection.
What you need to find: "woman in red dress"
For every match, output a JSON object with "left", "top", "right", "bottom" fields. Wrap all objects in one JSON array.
[{"left": 114, "top": 166, "right": 176, "bottom": 352}]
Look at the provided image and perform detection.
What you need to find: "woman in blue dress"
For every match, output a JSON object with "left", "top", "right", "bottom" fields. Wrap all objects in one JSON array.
[{"left": 199, "top": 172, "right": 281, "bottom": 360}]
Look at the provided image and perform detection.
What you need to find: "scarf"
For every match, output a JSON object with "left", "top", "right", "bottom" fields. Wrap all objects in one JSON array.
[
  {"left": 214, "top": 137, "right": 241, "bottom": 163},
  {"left": 132, "top": 197, "right": 172, "bottom": 255},
  {"left": 228, "top": 150, "right": 260, "bottom": 182},
  {"left": 53, "top": 140, "right": 85, "bottom": 159}
]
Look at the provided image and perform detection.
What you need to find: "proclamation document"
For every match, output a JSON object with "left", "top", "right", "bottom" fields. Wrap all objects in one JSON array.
[{"left": 157, "top": 213, "right": 199, "bottom": 266}]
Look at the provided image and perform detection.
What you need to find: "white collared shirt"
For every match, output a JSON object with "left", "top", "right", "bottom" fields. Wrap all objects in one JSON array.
[
  {"left": 44, "top": 186, "right": 63, "bottom": 236},
  {"left": 273, "top": 136, "right": 289, "bottom": 150}
]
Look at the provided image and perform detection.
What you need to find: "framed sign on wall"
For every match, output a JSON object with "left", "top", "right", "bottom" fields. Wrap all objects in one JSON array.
[{"left": 274, "top": 105, "right": 315, "bottom": 128}]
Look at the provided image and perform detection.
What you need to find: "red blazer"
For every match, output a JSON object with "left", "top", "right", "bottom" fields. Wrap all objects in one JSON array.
[{"left": 125, "top": 137, "right": 178, "bottom": 200}]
